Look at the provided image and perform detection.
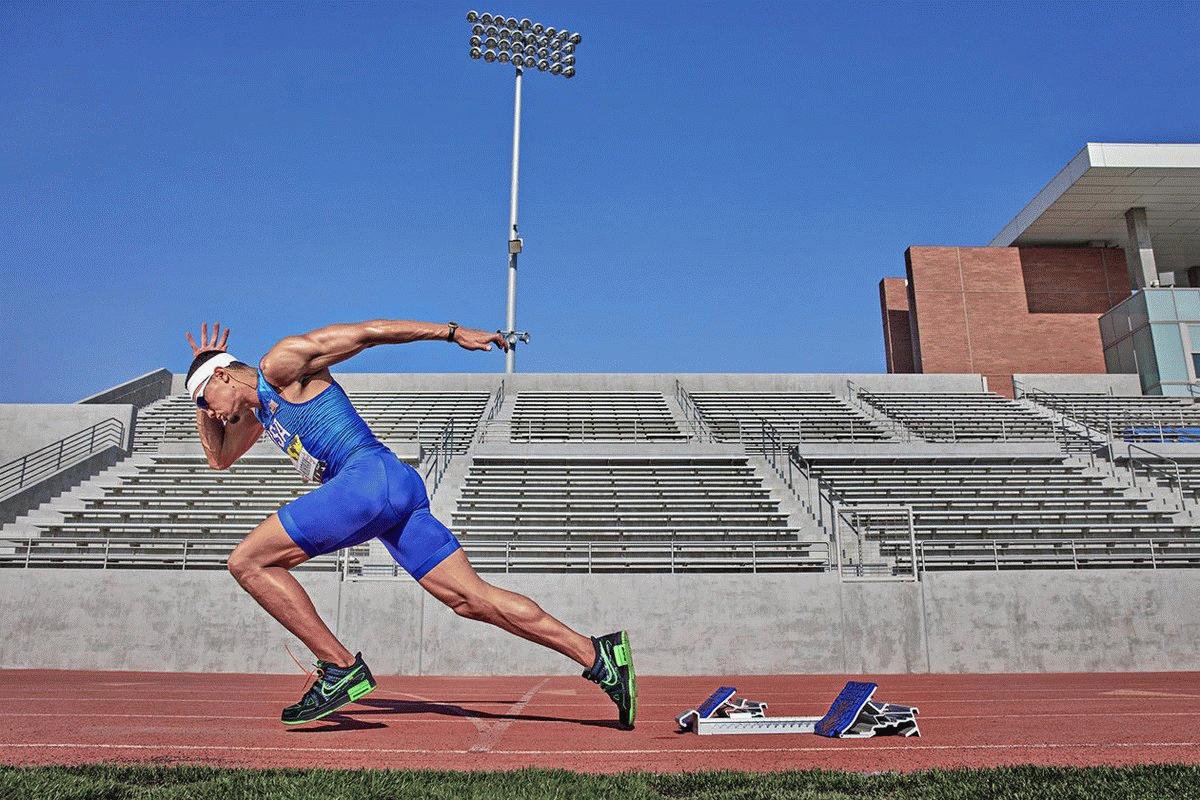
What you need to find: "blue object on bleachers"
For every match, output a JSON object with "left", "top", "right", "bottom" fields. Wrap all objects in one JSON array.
[
  {"left": 1122, "top": 426, "right": 1200, "bottom": 443},
  {"left": 814, "top": 681, "right": 878, "bottom": 737}
]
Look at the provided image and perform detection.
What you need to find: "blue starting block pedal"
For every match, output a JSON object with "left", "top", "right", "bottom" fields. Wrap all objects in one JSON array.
[{"left": 677, "top": 681, "right": 920, "bottom": 737}]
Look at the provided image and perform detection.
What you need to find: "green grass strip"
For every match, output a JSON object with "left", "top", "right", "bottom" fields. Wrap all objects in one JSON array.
[{"left": 2, "top": 763, "right": 1199, "bottom": 800}]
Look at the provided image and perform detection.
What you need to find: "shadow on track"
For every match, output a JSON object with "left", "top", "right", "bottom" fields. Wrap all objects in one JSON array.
[{"left": 286, "top": 695, "right": 621, "bottom": 732}]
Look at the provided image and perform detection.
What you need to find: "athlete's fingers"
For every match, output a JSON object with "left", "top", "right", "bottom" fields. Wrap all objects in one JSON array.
[
  {"left": 201, "top": 321, "right": 209, "bottom": 347},
  {"left": 219, "top": 327, "right": 230, "bottom": 350},
  {"left": 186, "top": 331, "right": 199, "bottom": 353},
  {"left": 212, "top": 322, "right": 221, "bottom": 348}
]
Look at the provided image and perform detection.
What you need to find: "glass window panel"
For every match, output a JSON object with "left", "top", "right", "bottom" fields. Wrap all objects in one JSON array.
[
  {"left": 1105, "top": 346, "right": 1119, "bottom": 373},
  {"left": 1133, "top": 327, "right": 1159, "bottom": 391},
  {"left": 1145, "top": 289, "right": 1177, "bottom": 321},
  {"left": 1117, "top": 337, "right": 1137, "bottom": 375},
  {"left": 1175, "top": 289, "right": 1200, "bottom": 321},
  {"left": 1128, "top": 291, "right": 1150, "bottom": 332},
  {"left": 1152, "top": 323, "right": 1188, "bottom": 382},
  {"left": 1187, "top": 324, "right": 1200, "bottom": 351},
  {"left": 1191, "top": 353, "right": 1200, "bottom": 380}
]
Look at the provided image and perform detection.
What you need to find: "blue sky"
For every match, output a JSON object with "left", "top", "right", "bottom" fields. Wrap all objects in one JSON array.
[{"left": 2, "top": 1, "right": 1198, "bottom": 402}]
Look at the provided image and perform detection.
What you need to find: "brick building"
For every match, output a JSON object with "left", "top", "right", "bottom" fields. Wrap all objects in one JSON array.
[{"left": 880, "top": 143, "right": 1200, "bottom": 397}]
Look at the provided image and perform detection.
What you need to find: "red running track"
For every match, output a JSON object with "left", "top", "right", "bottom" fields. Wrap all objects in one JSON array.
[{"left": 2, "top": 670, "right": 1199, "bottom": 773}]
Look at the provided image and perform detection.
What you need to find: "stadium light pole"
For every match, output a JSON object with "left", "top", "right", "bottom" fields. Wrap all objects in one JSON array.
[{"left": 467, "top": 11, "right": 581, "bottom": 373}]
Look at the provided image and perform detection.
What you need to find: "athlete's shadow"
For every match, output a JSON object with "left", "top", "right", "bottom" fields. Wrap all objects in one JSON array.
[
  {"left": 287, "top": 714, "right": 389, "bottom": 733},
  {"left": 288, "top": 696, "right": 621, "bottom": 732}
]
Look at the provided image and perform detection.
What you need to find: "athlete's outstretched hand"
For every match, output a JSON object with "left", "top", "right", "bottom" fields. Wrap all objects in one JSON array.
[
  {"left": 185, "top": 321, "right": 231, "bottom": 356},
  {"left": 454, "top": 327, "right": 509, "bottom": 353}
]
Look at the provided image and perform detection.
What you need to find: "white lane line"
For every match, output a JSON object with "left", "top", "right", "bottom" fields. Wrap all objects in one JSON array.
[
  {"left": 2, "top": 741, "right": 1198, "bottom": 756},
  {"left": 392, "top": 690, "right": 488, "bottom": 733},
  {"left": 470, "top": 678, "right": 549, "bottom": 753}
]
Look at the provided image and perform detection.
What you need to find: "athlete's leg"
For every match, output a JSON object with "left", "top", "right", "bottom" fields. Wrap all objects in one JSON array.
[
  {"left": 419, "top": 549, "right": 595, "bottom": 667},
  {"left": 226, "top": 513, "right": 355, "bottom": 668}
]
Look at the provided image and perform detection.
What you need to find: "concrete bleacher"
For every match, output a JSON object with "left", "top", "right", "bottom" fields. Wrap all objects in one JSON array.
[
  {"left": 801, "top": 452, "right": 1198, "bottom": 572},
  {"left": 506, "top": 392, "right": 688, "bottom": 442},
  {"left": 687, "top": 391, "right": 893, "bottom": 443},
  {"left": 439, "top": 447, "right": 825, "bottom": 573},
  {"left": 1023, "top": 392, "right": 1200, "bottom": 442},
  {"left": 852, "top": 391, "right": 1062, "bottom": 443},
  {"left": 0, "top": 452, "right": 362, "bottom": 570},
  {"left": 4, "top": 371, "right": 1199, "bottom": 575},
  {"left": 133, "top": 390, "right": 490, "bottom": 453}
]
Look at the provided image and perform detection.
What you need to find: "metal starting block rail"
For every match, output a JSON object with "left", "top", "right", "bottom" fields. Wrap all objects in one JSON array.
[{"left": 676, "top": 681, "right": 920, "bottom": 737}]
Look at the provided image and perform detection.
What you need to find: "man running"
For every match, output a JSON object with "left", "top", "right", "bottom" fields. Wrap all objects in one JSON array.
[{"left": 183, "top": 320, "right": 636, "bottom": 728}]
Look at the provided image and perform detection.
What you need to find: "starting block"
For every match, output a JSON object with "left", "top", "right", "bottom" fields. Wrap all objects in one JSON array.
[{"left": 676, "top": 681, "right": 920, "bottom": 737}]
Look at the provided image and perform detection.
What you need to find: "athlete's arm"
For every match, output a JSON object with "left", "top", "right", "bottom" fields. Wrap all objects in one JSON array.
[
  {"left": 259, "top": 319, "right": 509, "bottom": 386},
  {"left": 196, "top": 409, "right": 264, "bottom": 470}
]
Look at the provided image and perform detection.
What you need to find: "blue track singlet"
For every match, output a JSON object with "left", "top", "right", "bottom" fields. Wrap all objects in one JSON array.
[{"left": 252, "top": 368, "right": 461, "bottom": 580}]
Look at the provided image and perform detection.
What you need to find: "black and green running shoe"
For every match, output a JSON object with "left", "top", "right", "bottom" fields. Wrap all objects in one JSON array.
[
  {"left": 281, "top": 651, "right": 377, "bottom": 725},
  {"left": 582, "top": 630, "right": 637, "bottom": 729}
]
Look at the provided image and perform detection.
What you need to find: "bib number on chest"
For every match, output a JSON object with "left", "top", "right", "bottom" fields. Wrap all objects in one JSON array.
[{"left": 286, "top": 434, "right": 326, "bottom": 483}]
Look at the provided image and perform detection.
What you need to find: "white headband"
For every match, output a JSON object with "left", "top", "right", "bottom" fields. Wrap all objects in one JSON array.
[{"left": 187, "top": 352, "right": 240, "bottom": 400}]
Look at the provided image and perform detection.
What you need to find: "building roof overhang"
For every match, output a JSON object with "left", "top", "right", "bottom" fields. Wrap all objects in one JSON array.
[{"left": 990, "top": 143, "right": 1200, "bottom": 273}]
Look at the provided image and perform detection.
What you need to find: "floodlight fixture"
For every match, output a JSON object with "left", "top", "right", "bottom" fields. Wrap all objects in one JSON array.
[{"left": 464, "top": 11, "right": 584, "bottom": 373}]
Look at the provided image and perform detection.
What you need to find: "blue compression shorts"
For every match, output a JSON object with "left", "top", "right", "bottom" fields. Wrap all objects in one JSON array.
[{"left": 276, "top": 447, "right": 461, "bottom": 580}]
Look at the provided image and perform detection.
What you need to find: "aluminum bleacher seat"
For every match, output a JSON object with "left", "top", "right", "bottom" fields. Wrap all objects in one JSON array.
[
  {"left": 854, "top": 392, "right": 1059, "bottom": 442},
  {"left": 508, "top": 392, "right": 688, "bottom": 442},
  {"left": 688, "top": 391, "right": 892, "bottom": 443},
  {"left": 449, "top": 454, "right": 825, "bottom": 572},
  {"left": 1025, "top": 392, "right": 1200, "bottom": 443},
  {"left": 133, "top": 390, "right": 489, "bottom": 453}
]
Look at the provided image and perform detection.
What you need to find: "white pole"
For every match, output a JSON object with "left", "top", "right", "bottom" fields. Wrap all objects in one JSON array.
[{"left": 505, "top": 67, "right": 523, "bottom": 374}]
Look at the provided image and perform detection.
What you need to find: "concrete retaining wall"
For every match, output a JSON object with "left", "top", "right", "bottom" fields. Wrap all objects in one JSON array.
[
  {"left": 0, "top": 446, "right": 127, "bottom": 526},
  {"left": 0, "top": 404, "right": 135, "bottom": 462},
  {"left": 79, "top": 368, "right": 173, "bottom": 409},
  {"left": 1, "top": 569, "right": 1196, "bottom": 674}
]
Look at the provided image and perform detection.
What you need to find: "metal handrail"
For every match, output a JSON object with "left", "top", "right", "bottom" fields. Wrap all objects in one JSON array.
[
  {"left": 0, "top": 535, "right": 361, "bottom": 572},
  {"left": 915, "top": 536, "right": 1198, "bottom": 572},
  {"left": 485, "top": 379, "right": 506, "bottom": 423},
  {"left": 830, "top": 502, "right": 918, "bottom": 581},
  {"left": 0, "top": 418, "right": 126, "bottom": 496},
  {"left": 844, "top": 380, "right": 912, "bottom": 442},
  {"left": 353, "top": 538, "right": 833, "bottom": 577},
  {"left": 1124, "top": 441, "right": 1188, "bottom": 509},
  {"left": 673, "top": 379, "right": 716, "bottom": 443},
  {"left": 422, "top": 418, "right": 456, "bottom": 497}
]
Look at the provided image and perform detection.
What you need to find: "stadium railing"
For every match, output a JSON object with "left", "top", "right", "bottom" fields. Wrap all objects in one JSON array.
[
  {"left": 912, "top": 537, "right": 1200, "bottom": 572},
  {"left": 0, "top": 417, "right": 126, "bottom": 497},
  {"left": 1123, "top": 441, "right": 1188, "bottom": 509},
  {"left": 421, "top": 418, "right": 456, "bottom": 497},
  {"left": 0, "top": 535, "right": 357, "bottom": 572},
  {"left": 673, "top": 379, "right": 717, "bottom": 443}
]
